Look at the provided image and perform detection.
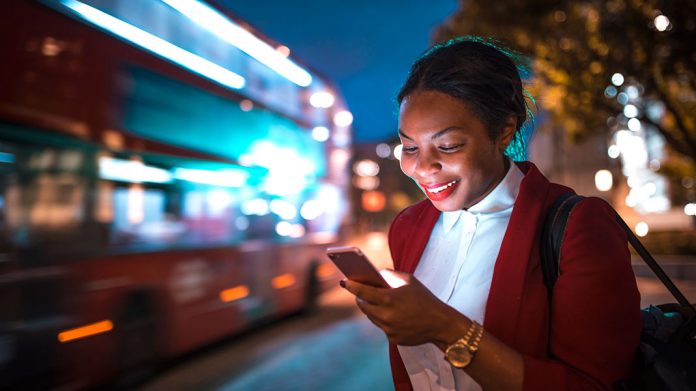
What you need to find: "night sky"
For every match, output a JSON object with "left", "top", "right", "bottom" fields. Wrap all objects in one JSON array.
[{"left": 219, "top": 0, "right": 459, "bottom": 143}]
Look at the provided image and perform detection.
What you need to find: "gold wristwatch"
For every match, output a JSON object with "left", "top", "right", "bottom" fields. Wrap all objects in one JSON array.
[{"left": 444, "top": 321, "right": 484, "bottom": 368}]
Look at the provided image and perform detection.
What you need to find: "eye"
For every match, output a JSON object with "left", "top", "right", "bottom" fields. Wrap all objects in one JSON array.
[
  {"left": 438, "top": 144, "right": 463, "bottom": 152},
  {"left": 401, "top": 145, "right": 418, "bottom": 154}
]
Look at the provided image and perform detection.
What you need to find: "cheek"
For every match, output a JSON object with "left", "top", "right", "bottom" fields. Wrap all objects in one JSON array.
[{"left": 399, "top": 157, "right": 414, "bottom": 177}]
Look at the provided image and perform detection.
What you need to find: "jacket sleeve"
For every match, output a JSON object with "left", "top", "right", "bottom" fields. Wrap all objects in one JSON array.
[{"left": 523, "top": 197, "right": 642, "bottom": 390}]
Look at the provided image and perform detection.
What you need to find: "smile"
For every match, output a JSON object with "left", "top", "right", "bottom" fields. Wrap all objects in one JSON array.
[
  {"left": 420, "top": 180, "right": 460, "bottom": 202},
  {"left": 424, "top": 180, "right": 458, "bottom": 194}
]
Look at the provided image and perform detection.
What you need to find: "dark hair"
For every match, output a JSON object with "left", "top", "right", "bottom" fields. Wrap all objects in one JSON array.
[{"left": 397, "top": 36, "right": 533, "bottom": 161}]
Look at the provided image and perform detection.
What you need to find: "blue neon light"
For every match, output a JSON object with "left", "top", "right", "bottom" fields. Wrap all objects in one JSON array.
[
  {"left": 59, "top": 0, "right": 245, "bottom": 90},
  {"left": 162, "top": 0, "right": 312, "bottom": 87}
]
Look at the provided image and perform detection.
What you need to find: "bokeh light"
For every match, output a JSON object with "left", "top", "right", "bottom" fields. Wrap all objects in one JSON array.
[{"left": 611, "top": 73, "right": 624, "bottom": 86}]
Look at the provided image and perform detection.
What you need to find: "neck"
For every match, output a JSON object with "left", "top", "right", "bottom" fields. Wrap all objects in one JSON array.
[{"left": 462, "top": 157, "right": 510, "bottom": 210}]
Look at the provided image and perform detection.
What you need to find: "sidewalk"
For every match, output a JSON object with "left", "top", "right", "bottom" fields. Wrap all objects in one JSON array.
[{"left": 631, "top": 254, "right": 696, "bottom": 280}]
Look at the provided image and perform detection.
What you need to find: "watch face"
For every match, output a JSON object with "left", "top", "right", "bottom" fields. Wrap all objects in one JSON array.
[{"left": 446, "top": 345, "right": 473, "bottom": 368}]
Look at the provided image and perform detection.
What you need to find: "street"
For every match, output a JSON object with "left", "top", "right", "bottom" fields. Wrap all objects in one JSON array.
[
  {"left": 138, "top": 247, "right": 696, "bottom": 391},
  {"left": 138, "top": 287, "right": 392, "bottom": 391}
]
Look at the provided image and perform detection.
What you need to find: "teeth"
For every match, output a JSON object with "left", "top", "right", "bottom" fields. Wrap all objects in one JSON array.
[{"left": 427, "top": 180, "right": 457, "bottom": 194}]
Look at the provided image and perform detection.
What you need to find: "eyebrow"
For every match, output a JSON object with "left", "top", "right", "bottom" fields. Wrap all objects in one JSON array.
[{"left": 398, "top": 126, "right": 463, "bottom": 141}]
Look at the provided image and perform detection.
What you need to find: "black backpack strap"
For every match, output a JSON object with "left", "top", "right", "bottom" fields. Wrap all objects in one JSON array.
[
  {"left": 614, "top": 215, "right": 696, "bottom": 316},
  {"left": 541, "top": 194, "right": 696, "bottom": 316},
  {"left": 540, "top": 193, "right": 585, "bottom": 296}
]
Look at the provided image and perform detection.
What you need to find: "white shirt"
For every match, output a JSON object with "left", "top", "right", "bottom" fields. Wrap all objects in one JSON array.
[{"left": 397, "top": 162, "right": 524, "bottom": 391}]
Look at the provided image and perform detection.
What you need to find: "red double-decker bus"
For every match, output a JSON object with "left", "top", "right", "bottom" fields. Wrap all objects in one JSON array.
[{"left": 1, "top": 0, "right": 353, "bottom": 388}]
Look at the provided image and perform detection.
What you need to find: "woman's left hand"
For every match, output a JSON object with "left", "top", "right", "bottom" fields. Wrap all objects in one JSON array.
[{"left": 341, "top": 270, "right": 461, "bottom": 346}]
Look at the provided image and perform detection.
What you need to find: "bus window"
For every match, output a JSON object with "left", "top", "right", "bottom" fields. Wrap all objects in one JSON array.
[{"left": 0, "top": 141, "right": 91, "bottom": 259}]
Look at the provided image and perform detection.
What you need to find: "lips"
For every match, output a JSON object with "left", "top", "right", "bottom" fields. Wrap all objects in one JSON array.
[{"left": 420, "top": 179, "right": 459, "bottom": 201}]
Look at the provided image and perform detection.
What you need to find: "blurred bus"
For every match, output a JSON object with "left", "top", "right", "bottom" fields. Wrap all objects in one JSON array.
[{"left": 0, "top": 0, "right": 353, "bottom": 388}]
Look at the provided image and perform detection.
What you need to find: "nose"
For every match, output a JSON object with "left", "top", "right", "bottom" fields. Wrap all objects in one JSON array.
[{"left": 413, "top": 150, "right": 441, "bottom": 178}]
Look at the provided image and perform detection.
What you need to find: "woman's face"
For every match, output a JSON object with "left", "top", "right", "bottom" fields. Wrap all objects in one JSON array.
[{"left": 398, "top": 90, "right": 515, "bottom": 211}]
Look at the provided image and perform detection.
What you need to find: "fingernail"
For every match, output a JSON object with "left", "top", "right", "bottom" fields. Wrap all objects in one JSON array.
[{"left": 339, "top": 280, "right": 346, "bottom": 288}]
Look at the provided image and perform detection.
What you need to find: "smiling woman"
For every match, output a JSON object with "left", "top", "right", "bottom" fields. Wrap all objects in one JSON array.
[
  {"left": 398, "top": 91, "right": 514, "bottom": 211},
  {"left": 341, "top": 37, "right": 642, "bottom": 391}
]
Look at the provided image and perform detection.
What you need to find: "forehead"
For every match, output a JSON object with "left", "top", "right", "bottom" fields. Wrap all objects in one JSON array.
[{"left": 398, "top": 90, "right": 485, "bottom": 137}]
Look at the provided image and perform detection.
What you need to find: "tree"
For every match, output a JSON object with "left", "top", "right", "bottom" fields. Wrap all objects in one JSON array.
[{"left": 435, "top": 0, "right": 696, "bottom": 167}]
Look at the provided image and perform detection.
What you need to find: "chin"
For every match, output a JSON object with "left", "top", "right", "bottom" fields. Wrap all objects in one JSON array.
[{"left": 430, "top": 198, "right": 466, "bottom": 212}]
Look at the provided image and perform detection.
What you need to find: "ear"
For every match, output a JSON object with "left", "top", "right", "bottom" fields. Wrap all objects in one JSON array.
[{"left": 497, "top": 115, "right": 518, "bottom": 151}]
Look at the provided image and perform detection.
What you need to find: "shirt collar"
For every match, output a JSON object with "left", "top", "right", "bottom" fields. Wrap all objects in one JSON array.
[
  {"left": 442, "top": 210, "right": 464, "bottom": 234},
  {"left": 441, "top": 160, "right": 524, "bottom": 233},
  {"left": 469, "top": 159, "right": 523, "bottom": 214}
]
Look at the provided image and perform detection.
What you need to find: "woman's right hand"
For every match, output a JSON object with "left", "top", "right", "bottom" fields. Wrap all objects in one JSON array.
[{"left": 341, "top": 270, "right": 469, "bottom": 347}]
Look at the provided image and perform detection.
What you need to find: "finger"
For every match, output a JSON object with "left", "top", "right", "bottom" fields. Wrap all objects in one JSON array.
[
  {"left": 355, "top": 298, "right": 388, "bottom": 329},
  {"left": 342, "top": 279, "right": 389, "bottom": 304}
]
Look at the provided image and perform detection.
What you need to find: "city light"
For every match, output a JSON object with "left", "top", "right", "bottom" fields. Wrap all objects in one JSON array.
[
  {"left": 162, "top": 0, "right": 312, "bottom": 87},
  {"left": 654, "top": 15, "right": 671, "bottom": 32},
  {"left": 393, "top": 144, "right": 403, "bottom": 160},
  {"left": 312, "top": 126, "right": 330, "bottom": 142},
  {"left": 362, "top": 190, "right": 386, "bottom": 212},
  {"left": 276, "top": 45, "right": 290, "bottom": 57},
  {"left": 617, "top": 92, "right": 629, "bottom": 105},
  {"left": 219, "top": 285, "right": 249, "bottom": 303},
  {"left": 309, "top": 91, "right": 335, "bottom": 108},
  {"left": 333, "top": 110, "right": 354, "bottom": 127},
  {"left": 58, "top": 320, "right": 114, "bottom": 343},
  {"left": 289, "top": 224, "right": 306, "bottom": 238},
  {"left": 375, "top": 143, "right": 391, "bottom": 158},
  {"left": 635, "top": 221, "right": 649, "bottom": 237},
  {"left": 611, "top": 73, "right": 624, "bottom": 87},
  {"left": 604, "top": 86, "right": 617, "bottom": 98},
  {"left": 625, "top": 85, "right": 640, "bottom": 100},
  {"left": 316, "top": 263, "right": 336, "bottom": 279},
  {"left": 685, "top": 203, "right": 696, "bottom": 216},
  {"left": 240, "top": 99, "right": 254, "bottom": 112},
  {"left": 99, "top": 157, "right": 173, "bottom": 184},
  {"left": 275, "top": 221, "right": 292, "bottom": 236},
  {"left": 594, "top": 170, "right": 613, "bottom": 192},
  {"left": 353, "top": 159, "right": 380, "bottom": 177},
  {"left": 235, "top": 216, "right": 250, "bottom": 230},
  {"left": 241, "top": 198, "right": 270, "bottom": 216},
  {"left": 353, "top": 176, "right": 380, "bottom": 191},
  {"left": 127, "top": 184, "right": 145, "bottom": 224},
  {"left": 60, "top": 0, "right": 245, "bottom": 89},
  {"left": 173, "top": 167, "right": 249, "bottom": 187},
  {"left": 270, "top": 199, "right": 298, "bottom": 220},
  {"left": 300, "top": 200, "right": 324, "bottom": 220},
  {"left": 271, "top": 273, "right": 296, "bottom": 289},
  {"left": 331, "top": 129, "right": 351, "bottom": 147},
  {"left": 623, "top": 104, "right": 638, "bottom": 118},
  {"left": 246, "top": 140, "right": 318, "bottom": 196},
  {"left": 627, "top": 118, "right": 642, "bottom": 132},
  {"left": 608, "top": 145, "right": 621, "bottom": 159}
]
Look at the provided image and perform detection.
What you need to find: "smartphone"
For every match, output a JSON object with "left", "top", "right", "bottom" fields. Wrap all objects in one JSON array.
[{"left": 326, "top": 246, "right": 390, "bottom": 288}]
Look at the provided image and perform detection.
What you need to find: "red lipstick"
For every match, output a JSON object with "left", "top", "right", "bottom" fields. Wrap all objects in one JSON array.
[{"left": 420, "top": 180, "right": 459, "bottom": 201}]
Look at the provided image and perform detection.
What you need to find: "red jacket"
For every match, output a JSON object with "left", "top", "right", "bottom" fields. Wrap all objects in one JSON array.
[{"left": 387, "top": 162, "right": 641, "bottom": 390}]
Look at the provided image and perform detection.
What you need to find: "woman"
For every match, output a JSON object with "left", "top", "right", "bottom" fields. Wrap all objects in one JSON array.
[{"left": 341, "top": 37, "right": 641, "bottom": 390}]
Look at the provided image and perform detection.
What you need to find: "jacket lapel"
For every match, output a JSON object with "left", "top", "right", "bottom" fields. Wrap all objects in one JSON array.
[
  {"left": 401, "top": 201, "right": 440, "bottom": 274},
  {"left": 483, "top": 162, "right": 551, "bottom": 345}
]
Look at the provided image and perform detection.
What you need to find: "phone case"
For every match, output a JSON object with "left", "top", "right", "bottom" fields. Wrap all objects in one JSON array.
[{"left": 326, "top": 246, "right": 389, "bottom": 288}]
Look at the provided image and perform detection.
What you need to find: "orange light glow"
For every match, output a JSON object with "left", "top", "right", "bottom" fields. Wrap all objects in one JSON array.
[
  {"left": 316, "top": 263, "right": 336, "bottom": 279},
  {"left": 58, "top": 320, "right": 114, "bottom": 343},
  {"left": 362, "top": 190, "right": 386, "bottom": 212},
  {"left": 219, "top": 285, "right": 249, "bottom": 302},
  {"left": 276, "top": 45, "right": 291, "bottom": 57},
  {"left": 271, "top": 273, "right": 296, "bottom": 289}
]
